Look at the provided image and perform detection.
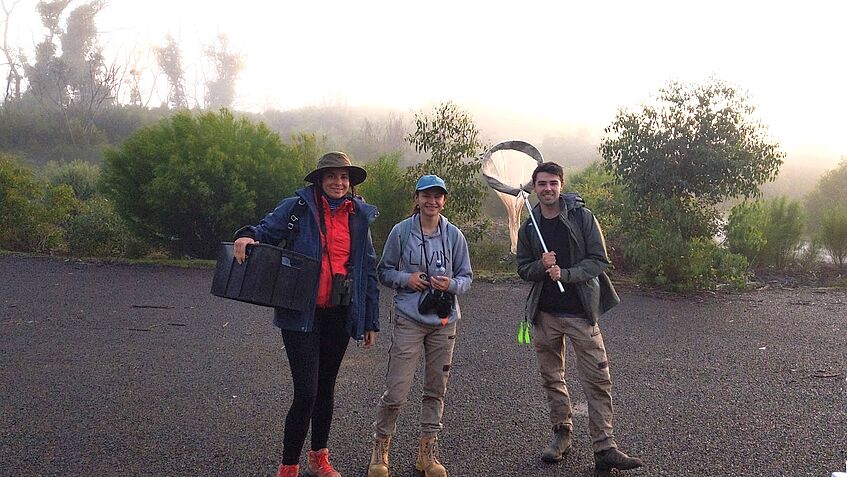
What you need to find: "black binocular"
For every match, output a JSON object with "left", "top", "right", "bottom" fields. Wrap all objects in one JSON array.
[
  {"left": 418, "top": 289, "right": 454, "bottom": 318},
  {"left": 330, "top": 273, "right": 353, "bottom": 306}
]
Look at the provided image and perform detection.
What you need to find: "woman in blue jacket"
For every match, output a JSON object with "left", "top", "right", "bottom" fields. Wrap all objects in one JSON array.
[{"left": 233, "top": 151, "right": 379, "bottom": 477}]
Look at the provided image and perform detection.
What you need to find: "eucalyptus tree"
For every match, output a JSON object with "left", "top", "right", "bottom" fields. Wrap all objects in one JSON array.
[
  {"left": 600, "top": 78, "right": 784, "bottom": 240},
  {"left": 154, "top": 34, "right": 187, "bottom": 109},
  {"left": 405, "top": 101, "right": 486, "bottom": 232},
  {"left": 203, "top": 33, "right": 243, "bottom": 110}
]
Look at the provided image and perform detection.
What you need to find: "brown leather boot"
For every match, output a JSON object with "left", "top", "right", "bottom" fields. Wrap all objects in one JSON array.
[
  {"left": 541, "top": 424, "right": 572, "bottom": 463},
  {"left": 415, "top": 436, "right": 447, "bottom": 477},
  {"left": 367, "top": 435, "right": 391, "bottom": 477},
  {"left": 594, "top": 447, "right": 643, "bottom": 476}
]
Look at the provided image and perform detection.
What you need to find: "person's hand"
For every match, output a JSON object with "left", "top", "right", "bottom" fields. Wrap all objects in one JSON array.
[
  {"left": 363, "top": 330, "right": 377, "bottom": 349},
  {"left": 430, "top": 275, "right": 451, "bottom": 292},
  {"left": 547, "top": 264, "right": 562, "bottom": 281},
  {"left": 234, "top": 237, "right": 258, "bottom": 264},
  {"left": 407, "top": 273, "right": 429, "bottom": 292},
  {"left": 541, "top": 251, "right": 557, "bottom": 269}
]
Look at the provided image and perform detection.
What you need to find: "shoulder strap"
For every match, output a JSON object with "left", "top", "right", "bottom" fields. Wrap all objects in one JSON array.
[
  {"left": 446, "top": 222, "right": 458, "bottom": 248},
  {"left": 396, "top": 217, "right": 413, "bottom": 270},
  {"left": 278, "top": 197, "right": 308, "bottom": 248},
  {"left": 444, "top": 222, "right": 459, "bottom": 269}
]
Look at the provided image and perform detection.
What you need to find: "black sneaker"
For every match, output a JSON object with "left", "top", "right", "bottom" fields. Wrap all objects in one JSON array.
[{"left": 594, "top": 447, "right": 643, "bottom": 472}]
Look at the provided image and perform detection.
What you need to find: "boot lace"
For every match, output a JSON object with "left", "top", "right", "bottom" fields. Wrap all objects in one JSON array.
[
  {"left": 424, "top": 438, "right": 442, "bottom": 464},
  {"left": 313, "top": 451, "right": 337, "bottom": 474},
  {"left": 376, "top": 439, "right": 389, "bottom": 464}
]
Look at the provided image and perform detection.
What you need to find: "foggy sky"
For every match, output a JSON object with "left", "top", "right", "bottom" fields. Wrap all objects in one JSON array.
[{"left": 6, "top": 0, "right": 846, "bottom": 167}]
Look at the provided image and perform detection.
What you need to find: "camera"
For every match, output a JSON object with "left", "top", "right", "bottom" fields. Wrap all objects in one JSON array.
[
  {"left": 418, "top": 289, "right": 454, "bottom": 318},
  {"left": 330, "top": 273, "right": 353, "bottom": 306}
]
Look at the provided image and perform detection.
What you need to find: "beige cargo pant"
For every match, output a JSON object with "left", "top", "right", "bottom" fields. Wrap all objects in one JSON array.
[
  {"left": 373, "top": 315, "right": 457, "bottom": 438},
  {"left": 534, "top": 310, "right": 616, "bottom": 452}
]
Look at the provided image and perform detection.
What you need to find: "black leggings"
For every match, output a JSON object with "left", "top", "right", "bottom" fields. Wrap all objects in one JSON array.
[{"left": 280, "top": 306, "right": 350, "bottom": 465}]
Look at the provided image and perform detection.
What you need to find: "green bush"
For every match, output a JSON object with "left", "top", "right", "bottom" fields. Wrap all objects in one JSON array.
[
  {"left": 625, "top": 223, "right": 748, "bottom": 291},
  {"left": 0, "top": 153, "right": 77, "bottom": 254},
  {"left": 796, "top": 238, "right": 823, "bottom": 273},
  {"left": 725, "top": 201, "right": 767, "bottom": 266},
  {"left": 818, "top": 205, "right": 847, "bottom": 267},
  {"left": 805, "top": 158, "right": 847, "bottom": 234},
  {"left": 66, "top": 197, "right": 134, "bottom": 257},
  {"left": 357, "top": 152, "right": 412, "bottom": 250},
  {"left": 759, "top": 197, "right": 804, "bottom": 269},
  {"left": 100, "top": 109, "right": 311, "bottom": 258},
  {"left": 43, "top": 160, "right": 101, "bottom": 200},
  {"left": 620, "top": 200, "right": 748, "bottom": 290},
  {"left": 726, "top": 197, "right": 806, "bottom": 269},
  {"left": 567, "top": 161, "right": 627, "bottom": 263},
  {"left": 469, "top": 232, "right": 514, "bottom": 274}
]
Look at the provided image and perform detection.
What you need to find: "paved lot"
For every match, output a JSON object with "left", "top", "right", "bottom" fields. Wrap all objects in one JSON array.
[{"left": 1, "top": 255, "right": 845, "bottom": 476}]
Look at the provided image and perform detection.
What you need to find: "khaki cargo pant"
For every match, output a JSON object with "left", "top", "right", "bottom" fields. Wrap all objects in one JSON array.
[
  {"left": 534, "top": 310, "right": 616, "bottom": 452},
  {"left": 373, "top": 315, "right": 457, "bottom": 438}
]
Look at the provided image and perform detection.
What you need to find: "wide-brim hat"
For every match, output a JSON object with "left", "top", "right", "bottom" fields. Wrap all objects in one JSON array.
[{"left": 304, "top": 151, "right": 367, "bottom": 186}]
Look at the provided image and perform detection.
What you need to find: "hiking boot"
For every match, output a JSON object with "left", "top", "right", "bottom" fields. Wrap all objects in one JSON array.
[
  {"left": 541, "top": 424, "right": 572, "bottom": 463},
  {"left": 367, "top": 435, "right": 391, "bottom": 477},
  {"left": 277, "top": 464, "right": 299, "bottom": 477},
  {"left": 415, "top": 436, "right": 447, "bottom": 477},
  {"left": 594, "top": 447, "right": 643, "bottom": 475},
  {"left": 306, "top": 448, "right": 341, "bottom": 477}
]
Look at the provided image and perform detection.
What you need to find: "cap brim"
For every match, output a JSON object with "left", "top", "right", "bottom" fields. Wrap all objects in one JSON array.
[{"left": 416, "top": 186, "right": 448, "bottom": 194}]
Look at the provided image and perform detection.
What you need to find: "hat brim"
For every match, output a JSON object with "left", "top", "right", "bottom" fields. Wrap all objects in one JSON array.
[{"left": 304, "top": 166, "right": 367, "bottom": 186}]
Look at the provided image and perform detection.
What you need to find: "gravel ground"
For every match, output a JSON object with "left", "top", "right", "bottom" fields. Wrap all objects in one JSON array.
[{"left": 1, "top": 255, "right": 845, "bottom": 477}]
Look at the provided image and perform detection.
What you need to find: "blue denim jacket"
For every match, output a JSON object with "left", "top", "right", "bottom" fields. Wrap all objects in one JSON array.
[{"left": 238, "top": 186, "right": 380, "bottom": 340}]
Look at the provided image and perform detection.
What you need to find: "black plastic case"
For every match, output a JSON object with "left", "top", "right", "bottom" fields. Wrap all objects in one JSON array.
[{"left": 210, "top": 242, "right": 320, "bottom": 311}]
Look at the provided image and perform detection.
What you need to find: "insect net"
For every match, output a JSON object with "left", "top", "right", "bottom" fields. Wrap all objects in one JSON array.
[{"left": 480, "top": 140, "right": 564, "bottom": 294}]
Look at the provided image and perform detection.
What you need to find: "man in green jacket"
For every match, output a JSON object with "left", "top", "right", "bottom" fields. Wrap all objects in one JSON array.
[{"left": 516, "top": 161, "right": 643, "bottom": 475}]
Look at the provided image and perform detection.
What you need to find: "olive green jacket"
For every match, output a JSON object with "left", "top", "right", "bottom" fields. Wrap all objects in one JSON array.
[{"left": 516, "top": 193, "right": 620, "bottom": 325}]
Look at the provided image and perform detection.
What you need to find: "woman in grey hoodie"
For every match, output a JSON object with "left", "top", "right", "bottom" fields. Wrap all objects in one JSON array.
[{"left": 367, "top": 175, "right": 473, "bottom": 477}]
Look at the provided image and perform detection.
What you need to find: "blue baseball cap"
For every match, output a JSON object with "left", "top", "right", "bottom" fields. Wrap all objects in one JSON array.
[{"left": 415, "top": 174, "right": 448, "bottom": 194}]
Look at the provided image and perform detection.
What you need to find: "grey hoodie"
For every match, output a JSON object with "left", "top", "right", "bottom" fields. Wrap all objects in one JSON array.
[{"left": 377, "top": 214, "right": 473, "bottom": 326}]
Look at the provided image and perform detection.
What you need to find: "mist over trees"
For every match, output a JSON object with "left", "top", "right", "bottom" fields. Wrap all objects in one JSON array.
[
  {"left": 0, "top": 2, "right": 844, "bottom": 286},
  {"left": 203, "top": 34, "right": 242, "bottom": 110},
  {"left": 154, "top": 34, "right": 187, "bottom": 109}
]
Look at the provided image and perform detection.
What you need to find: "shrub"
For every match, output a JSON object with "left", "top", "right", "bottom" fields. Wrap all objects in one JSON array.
[
  {"left": 469, "top": 231, "right": 514, "bottom": 274},
  {"left": 358, "top": 152, "right": 411, "bottom": 250},
  {"left": 625, "top": 222, "right": 748, "bottom": 291},
  {"left": 797, "top": 238, "right": 823, "bottom": 273},
  {"left": 759, "top": 197, "right": 804, "bottom": 269},
  {"left": 818, "top": 205, "right": 847, "bottom": 267},
  {"left": 621, "top": 200, "right": 748, "bottom": 290},
  {"left": 43, "top": 160, "right": 101, "bottom": 200},
  {"left": 100, "top": 109, "right": 310, "bottom": 258},
  {"left": 725, "top": 201, "right": 767, "bottom": 266},
  {"left": 66, "top": 197, "right": 134, "bottom": 257},
  {"left": 726, "top": 197, "right": 806, "bottom": 269},
  {"left": 0, "top": 153, "right": 77, "bottom": 254},
  {"left": 567, "top": 161, "right": 627, "bottom": 263},
  {"left": 805, "top": 158, "right": 847, "bottom": 233}
]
